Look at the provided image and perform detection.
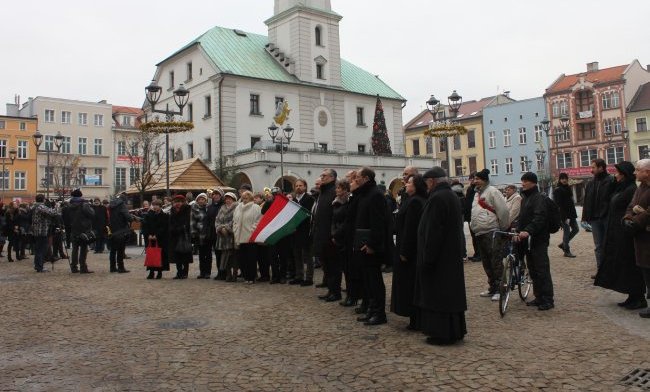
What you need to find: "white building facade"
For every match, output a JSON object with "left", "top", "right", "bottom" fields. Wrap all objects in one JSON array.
[
  {"left": 13, "top": 97, "right": 114, "bottom": 199},
  {"left": 146, "top": 0, "right": 433, "bottom": 193}
]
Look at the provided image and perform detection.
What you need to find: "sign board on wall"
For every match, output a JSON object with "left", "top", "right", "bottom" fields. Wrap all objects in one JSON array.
[
  {"left": 559, "top": 165, "right": 616, "bottom": 178},
  {"left": 85, "top": 175, "right": 101, "bottom": 185}
]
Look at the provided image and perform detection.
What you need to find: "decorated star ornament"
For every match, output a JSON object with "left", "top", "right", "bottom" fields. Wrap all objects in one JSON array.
[{"left": 139, "top": 120, "right": 194, "bottom": 134}]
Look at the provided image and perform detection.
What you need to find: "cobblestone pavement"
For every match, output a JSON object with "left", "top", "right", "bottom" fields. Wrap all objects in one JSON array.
[{"left": 1, "top": 228, "right": 648, "bottom": 391}]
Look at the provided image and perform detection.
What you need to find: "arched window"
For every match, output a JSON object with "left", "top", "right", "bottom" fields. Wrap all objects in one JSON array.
[{"left": 315, "top": 26, "right": 322, "bottom": 46}]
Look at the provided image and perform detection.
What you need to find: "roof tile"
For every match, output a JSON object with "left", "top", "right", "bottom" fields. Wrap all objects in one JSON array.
[{"left": 546, "top": 64, "right": 627, "bottom": 94}]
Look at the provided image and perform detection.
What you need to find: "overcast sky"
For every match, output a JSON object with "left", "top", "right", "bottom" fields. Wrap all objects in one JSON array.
[{"left": 2, "top": 0, "right": 648, "bottom": 124}]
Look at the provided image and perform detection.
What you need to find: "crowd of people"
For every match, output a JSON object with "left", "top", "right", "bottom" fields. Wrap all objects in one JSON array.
[{"left": 3, "top": 159, "right": 649, "bottom": 346}]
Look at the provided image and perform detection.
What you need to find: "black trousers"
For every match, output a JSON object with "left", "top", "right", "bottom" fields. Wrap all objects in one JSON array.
[
  {"left": 198, "top": 241, "right": 213, "bottom": 276},
  {"left": 525, "top": 241, "right": 554, "bottom": 304},
  {"left": 258, "top": 245, "right": 272, "bottom": 279},
  {"left": 176, "top": 262, "right": 189, "bottom": 278},
  {"left": 239, "top": 243, "right": 258, "bottom": 282},
  {"left": 71, "top": 240, "right": 89, "bottom": 271},
  {"left": 361, "top": 254, "right": 386, "bottom": 316},
  {"left": 271, "top": 244, "right": 287, "bottom": 282},
  {"left": 109, "top": 235, "right": 127, "bottom": 271},
  {"left": 327, "top": 250, "right": 343, "bottom": 296}
]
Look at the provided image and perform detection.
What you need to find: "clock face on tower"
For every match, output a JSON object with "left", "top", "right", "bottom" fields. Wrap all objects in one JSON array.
[{"left": 318, "top": 110, "right": 328, "bottom": 126}]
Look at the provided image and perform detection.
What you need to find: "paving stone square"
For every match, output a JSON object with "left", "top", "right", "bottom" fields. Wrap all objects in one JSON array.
[{"left": 1, "top": 228, "right": 648, "bottom": 391}]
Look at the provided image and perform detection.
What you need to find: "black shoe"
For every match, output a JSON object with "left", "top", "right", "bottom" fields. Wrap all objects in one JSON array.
[
  {"left": 289, "top": 279, "right": 303, "bottom": 285},
  {"left": 318, "top": 292, "right": 332, "bottom": 300},
  {"left": 70, "top": 267, "right": 79, "bottom": 273},
  {"left": 147, "top": 271, "right": 155, "bottom": 279},
  {"left": 270, "top": 279, "right": 281, "bottom": 285},
  {"left": 279, "top": 279, "right": 287, "bottom": 284},
  {"left": 526, "top": 298, "right": 541, "bottom": 307},
  {"left": 325, "top": 294, "right": 342, "bottom": 302},
  {"left": 356, "top": 314, "right": 371, "bottom": 322},
  {"left": 124, "top": 255, "right": 132, "bottom": 259},
  {"left": 117, "top": 269, "right": 130, "bottom": 274},
  {"left": 364, "top": 314, "right": 387, "bottom": 326},
  {"left": 110, "top": 267, "right": 118, "bottom": 273},
  {"left": 339, "top": 297, "right": 357, "bottom": 307},
  {"left": 315, "top": 282, "right": 327, "bottom": 288},
  {"left": 173, "top": 275, "right": 182, "bottom": 280},
  {"left": 80, "top": 270, "right": 94, "bottom": 274},
  {"left": 156, "top": 272, "right": 162, "bottom": 279},
  {"left": 538, "top": 302, "right": 554, "bottom": 311},
  {"left": 406, "top": 323, "right": 419, "bottom": 331},
  {"left": 354, "top": 306, "right": 368, "bottom": 314},
  {"left": 563, "top": 252, "right": 576, "bottom": 258},
  {"left": 618, "top": 297, "right": 634, "bottom": 307},
  {"left": 557, "top": 243, "right": 565, "bottom": 251},
  {"left": 300, "top": 280, "right": 314, "bottom": 287},
  {"left": 7, "top": 258, "right": 14, "bottom": 262},
  {"left": 624, "top": 299, "right": 648, "bottom": 310},
  {"left": 257, "top": 276, "right": 270, "bottom": 282}
]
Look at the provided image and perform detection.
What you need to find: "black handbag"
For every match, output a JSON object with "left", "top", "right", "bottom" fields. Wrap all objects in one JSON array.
[{"left": 175, "top": 227, "right": 192, "bottom": 254}]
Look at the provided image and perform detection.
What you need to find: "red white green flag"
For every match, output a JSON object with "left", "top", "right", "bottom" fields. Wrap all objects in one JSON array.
[{"left": 249, "top": 194, "right": 310, "bottom": 245}]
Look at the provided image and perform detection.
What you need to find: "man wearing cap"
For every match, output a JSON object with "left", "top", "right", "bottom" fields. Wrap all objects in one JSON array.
[
  {"left": 470, "top": 168, "right": 510, "bottom": 301},
  {"left": 207, "top": 188, "right": 225, "bottom": 279},
  {"left": 415, "top": 167, "right": 467, "bottom": 345},
  {"left": 553, "top": 172, "right": 579, "bottom": 257},
  {"left": 516, "top": 172, "right": 554, "bottom": 310},
  {"left": 191, "top": 192, "right": 212, "bottom": 278}
]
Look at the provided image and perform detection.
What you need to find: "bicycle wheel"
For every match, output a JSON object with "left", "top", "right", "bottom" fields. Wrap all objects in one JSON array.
[
  {"left": 518, "top": 259, "right": 532, "bottom": 301},
  {"left": 499, "top": 256, "right": 514, "bottom": 317}
]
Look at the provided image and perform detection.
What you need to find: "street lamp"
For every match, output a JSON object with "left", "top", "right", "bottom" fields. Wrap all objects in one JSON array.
[
  {"left": 32, "top": 130, "right": 64, "bottom": 200},
  {"left": 604, "top": 126, "right": 629, "bottom": 146},
  {"left": 267, "top": 122, "right": 294, "bottom": 192},
  {"left": 144, "top": 80, "right": 189, "bottom": 197},
  {"left": 425, "top": 90, "right": 463, "bottom": 175},
  {"left": 1, "top": 147, "right": 17, "bottom": 202}
]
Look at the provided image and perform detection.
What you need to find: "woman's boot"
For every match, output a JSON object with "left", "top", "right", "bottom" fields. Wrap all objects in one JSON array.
[{"left": 146, "top": 270, "right": 154, "bottom": 279}]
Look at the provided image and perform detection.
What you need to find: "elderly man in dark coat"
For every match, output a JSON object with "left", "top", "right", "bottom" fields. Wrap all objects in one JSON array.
[
  {"left": 415, "top": 167, "right": 467, "bottom": 345},
  {"left": 312, "top": 169, "right": 338, "bottom": 297},
  {"left": 623, "top": 158, "right": 650, "bottom": 318}
]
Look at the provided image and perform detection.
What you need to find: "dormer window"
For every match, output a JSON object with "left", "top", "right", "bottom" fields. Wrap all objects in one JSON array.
[{"left": 315, "top": 26, "right": 322, "bottom": 46}]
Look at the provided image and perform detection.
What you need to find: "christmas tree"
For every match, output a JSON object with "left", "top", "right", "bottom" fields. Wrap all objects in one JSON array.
[{"left": 371, "top": 95, "right": 393, "bottom": 155}]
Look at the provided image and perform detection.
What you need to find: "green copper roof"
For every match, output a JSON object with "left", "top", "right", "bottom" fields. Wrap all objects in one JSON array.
[{"left": 165, "top": 26, "right": 404, "bottom": 101}]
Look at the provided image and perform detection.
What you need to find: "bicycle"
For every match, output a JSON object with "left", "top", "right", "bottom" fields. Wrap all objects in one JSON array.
[{"left": 492, "top": 230, "right": 532, "bottom": 317}]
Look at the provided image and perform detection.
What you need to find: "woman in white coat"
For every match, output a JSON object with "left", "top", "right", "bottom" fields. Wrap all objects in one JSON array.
[{"left": 233, "top": 191, "right": 262, "bottom": 284}]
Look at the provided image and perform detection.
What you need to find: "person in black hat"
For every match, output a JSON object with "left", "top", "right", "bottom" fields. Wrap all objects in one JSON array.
[
  {"left": 68, "top": 189, "right": 95, "bottom": 274},
  {"left": 553, "top": 172, "right": 579, "bottom": 257},
  {"left": 595, "top": 161, "right": 647, "bottom": 310},
  {"left": 516, "top": 171, "right": 554, "bottom": 310},
  {"left": 415, "top": 166, "right": 467, "bottom": 344}
]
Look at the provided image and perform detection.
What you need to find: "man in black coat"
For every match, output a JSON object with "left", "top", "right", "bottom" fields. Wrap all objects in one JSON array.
[
  {"left": 108, "top": 193, "right": 134, "bottom": 273},
  {"left": 517, "top": 172, "right": 554, "bottom": 311},
  {"left": 68, "top": 189, "right": 95, "bottom": 274},
  {"left": 415, "top": 167, "right": 467, "bottom": 345},
  {"left": 312, "top": 169, "right": 337, "bottom": 294},
  {"left": 289, "top": 179, "right": 315, "bottom": 286},
  {"left": 582, "top": 158, "right": 615, "bottom": 269},
  {"left": 353, "top": 167, "right": 390, "bottom": 326},
  {"left": 92, "top": 198, "right": 108, "bottom": 254},
  {"left": 553, "top": 173, "right": 578, "bottom": 257}
]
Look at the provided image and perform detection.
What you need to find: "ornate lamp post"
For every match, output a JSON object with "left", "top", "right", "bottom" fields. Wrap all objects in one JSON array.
[
  {"left": 1, "top": 147, "right": 16, "bottom": 202},
  {"left": 267, "top": 122, "right": 294, "bottom": 192},
  {"left": 540, "top": 115, "right": 570, "bottom": 183},
  {"left": 143, "top": 80, "right": 189, "bottom": 197},
  {"left": 32, "top": 130, "right": 64, "bottom": 200},
  {"left": 425, "top": 90, "right": 463, "bottom": 175},
  {"left": 604, "top": 127, "right": 629, "bottom": 146}
]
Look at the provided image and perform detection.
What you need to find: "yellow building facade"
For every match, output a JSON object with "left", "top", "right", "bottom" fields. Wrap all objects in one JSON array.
[{"left": 0, "top": 116, "right": 38, "bottom": 203}]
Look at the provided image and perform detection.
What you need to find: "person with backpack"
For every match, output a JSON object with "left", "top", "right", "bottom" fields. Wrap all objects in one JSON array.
[
  {"left": 516, "top": 172, "right": 554, "bottom": 311},
  {"left": 68, "top": 189, "right": 95, "bottom": 274},
  {"left": 553, "top": 173, "right": 579, "bottom": 258}
]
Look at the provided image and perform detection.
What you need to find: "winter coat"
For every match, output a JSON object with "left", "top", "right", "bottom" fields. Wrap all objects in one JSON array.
[
  {"left": 517, "top": 186, "right": 549, "bottom": 245},
  {"left": 392, "top": 193, "right": 425, "bottom": 317},
  {"left": 311, "top": 180, "right": 336, "bottom": 256},
  {"left": 553, "top": 183, "right": 577, "bottom": 220},
  {"left": 190, "top": 202, "right": 210, "bottom": 243},
  {"left": 595, "top": 180, "right": 644, "bottom": 294},
  {"left": 68, "top": 197, "right": 95, "bottom": 237},
  {"left": 91, "top": 204, "right": 108, "bottom": 237},
  {"left": 215, "top": 202, "right": 237, "bottom": 250},
  {"left": 331, "top": 195, "right": 349, "bottom": 253},
  {"left": 624, "top": 183, "right": 650, "bottom": 268},
  {"left": 470, "top": 185, "right": 510, "bottom": 236},
  {"left": 142, "top": 209, "right": 170, "bottom": 271},
  {"left": 170, "top": 203, "right": 192, "bottom": 263},
  {"left": 293, "top": 192, "right": 315, "bottom": 246},
  {"left": 414, "top": 182, "right": 467, "bottom": 313},
  {"left": 505, "top": 192, "right": 522, "bottom": 228},
  {"left": 109, "top": 197, "right": 133, "bottom": 237},
  {"left": 352, "top": 180, "right": 390, "bottom": 257},
  {"left": 233, "top": 201, "right": 261, "bottom": 245},
  {"left": 206, "top": 201, "right": 223, "bottom": 241},
  {"left": 464, "top": 184, "right": 477, "bottom": 223},
  {"left": 582, "top": 172, "right": 615, "bottom": 221},
  {"left": 31, "top": 203, "right": 59, "bottom": 237}
]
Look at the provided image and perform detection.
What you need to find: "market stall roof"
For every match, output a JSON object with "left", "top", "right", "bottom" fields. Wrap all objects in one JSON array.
[{"left": 125, "top": 157, "right": 226, "bottom": 195}]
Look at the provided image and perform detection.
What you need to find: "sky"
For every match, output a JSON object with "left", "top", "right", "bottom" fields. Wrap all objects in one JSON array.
[{"left": 2, "top": 0, "right": 649, "bottom": 124}]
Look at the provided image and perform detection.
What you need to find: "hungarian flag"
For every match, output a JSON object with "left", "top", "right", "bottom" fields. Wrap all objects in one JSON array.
[{"left": 249, "top": 194, "right": 310, "bottom": 245}]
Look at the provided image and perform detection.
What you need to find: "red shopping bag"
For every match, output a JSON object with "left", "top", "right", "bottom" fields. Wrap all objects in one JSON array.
[{"left": 144, "top": 240, "right": 162, "bottom": 268}]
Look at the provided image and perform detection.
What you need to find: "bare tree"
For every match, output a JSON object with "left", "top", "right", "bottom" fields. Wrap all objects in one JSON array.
[
  {"left": 50, "top": 154, "right": 81, "bottom": 199},
  {"left": 121, "top": 131, "right": 165, "bottom": 203}
]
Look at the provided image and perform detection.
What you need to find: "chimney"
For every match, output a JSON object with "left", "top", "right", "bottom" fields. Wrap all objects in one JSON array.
[
  {"left": 587, "top": 62, "right": 599, "bottom": 72},
  {"left": 6, "top": 103, "right": 18, "bottom": 117}
]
